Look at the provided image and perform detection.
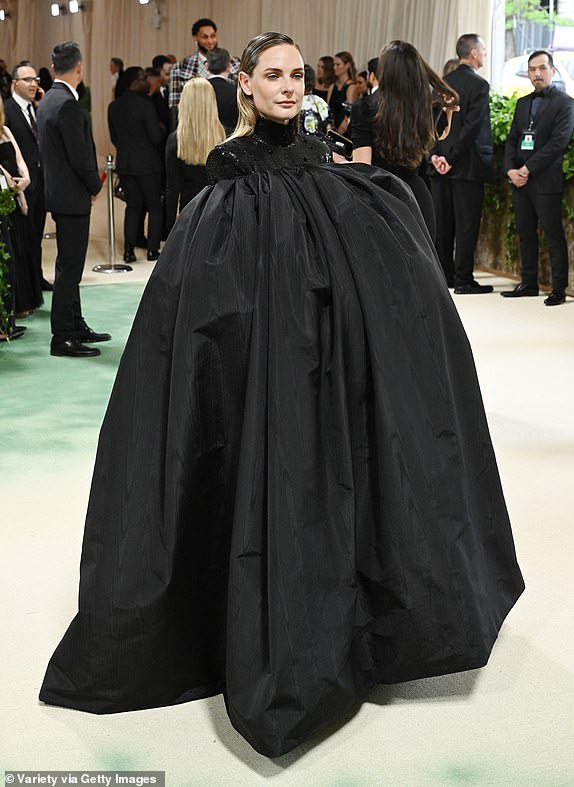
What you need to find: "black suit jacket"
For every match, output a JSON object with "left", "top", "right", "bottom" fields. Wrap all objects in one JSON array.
[
  {"left": 108, "top": 90, "right": 165, "bottom": 176},
  {"left": 431, "top": 64, "right": 494, "bottom": 182},
  {"left": 36, "top": 82, "right": 101, "bottom": 214},
  {"left": 150, "top": 87, "right": 170, "bottom": 133},
  {"left": 3, "top": 95, "right": 43, "bottom": 197},
  {"left": 504, "top": 86, "right": 574, "bottom": 193},
  {"left": 209, "top": 76, "right": 238, "bottom": 133}
]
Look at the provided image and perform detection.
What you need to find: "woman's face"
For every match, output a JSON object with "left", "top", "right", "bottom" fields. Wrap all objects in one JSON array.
[
  {"left": 239, "top": 44, "right": 304, "bottom": 124},
  {"left": 317, "top": 60, "right": 325, "bottom": 80},
  {"left": 333, "top": 57, "right": 348, "bottom": 79},
  {"left": 356, "top": 74, "right": 368, "bottom": 95}
]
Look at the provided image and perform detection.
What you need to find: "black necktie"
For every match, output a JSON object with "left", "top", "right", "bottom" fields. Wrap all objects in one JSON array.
[{"left": 27, "top": 104, "right": 38, "bottom": 140}]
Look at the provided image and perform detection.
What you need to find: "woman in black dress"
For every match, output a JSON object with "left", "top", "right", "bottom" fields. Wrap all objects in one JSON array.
[
  {"left": 40, "top": 32, "right": 524, "bottom": 758},
  {"left": 330, "top": 50, "right": 359, "bottom": 133},
  {"left": 351, "top": 40, "right": 458, "bottom": 242},
  {"left": 164, "top": 77, "right": 225, "bottom": 234},
  {"left": 314, "top": 55, "right": 335, "bottom": 103},
  {"left": 0, "top": 102, "right": 43, "bottom": 317}
]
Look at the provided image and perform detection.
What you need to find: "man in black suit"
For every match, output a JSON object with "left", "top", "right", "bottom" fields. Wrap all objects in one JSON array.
[
  {"left": 150, "top": 56, "right": 171, "bottom": 241},
  {"left": 37, "top": 42, "right": 109, "bottom": 357},
  {"left": 108, "top": 67, "right": 165, "bottom": 262},
  {"left": 4, "top": 61, "right": 50, "bottom": 291},
  {"left": 430, "top": 33, "right": 494, "bottom": 294},
  {"left": 206, "top": 48, "right": 238, "bottom": 134},
  {"left": 501, "top": 50, "right": 574, "bottom": 306},
  {"left": 150, "top": 55, "right": 171, "bottom": 131}
]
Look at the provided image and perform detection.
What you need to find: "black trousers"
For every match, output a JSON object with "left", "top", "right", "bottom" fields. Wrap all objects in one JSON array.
[
  {"left": 28, "top": 182, "right": 46, "bottom": 278},
  {"left": 122, "top": 173, "right": 162, "bottom": 252},
  {"left": 431, "top": 177, "right": 484, "bottom": 287},
  {"left": 513, "top": 186, "right": 568, "bottom": 292},
  {"left": 51, "top": 212, "right": 90, "bottom": 341}
]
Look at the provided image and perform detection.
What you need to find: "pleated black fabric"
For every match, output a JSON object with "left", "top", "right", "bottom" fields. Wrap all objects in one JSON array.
[{"left": 40, "top": 157, "right": 524, "bottom": 757}]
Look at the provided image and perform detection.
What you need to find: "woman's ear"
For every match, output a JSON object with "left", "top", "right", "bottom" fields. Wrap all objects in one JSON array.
[{"left": 238, "top": 71, "right": 252, "bottom": 96}]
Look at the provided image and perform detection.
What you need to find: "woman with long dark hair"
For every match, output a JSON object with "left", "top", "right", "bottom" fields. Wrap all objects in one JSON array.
[
  {"left": 40, "top": 32, "right": 523, "bottom": 759},
  {"left": 352, "top": 40, "right": 458, "bottom": 240},
  {"left": 314, "top": 55, "right": 335, "bottom": 103},
  {"left": 356, "top": 69, "right": 369, "bottom": 96}
]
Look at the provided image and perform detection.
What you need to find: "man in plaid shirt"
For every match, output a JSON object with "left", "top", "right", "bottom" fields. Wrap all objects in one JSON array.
[{"left": 168, "top": 17, "right": 239, "bottom": 121}]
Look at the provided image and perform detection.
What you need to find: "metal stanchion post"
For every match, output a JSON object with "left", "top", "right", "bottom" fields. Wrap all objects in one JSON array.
[{"left": 93, "top": 154, "right": 132, "bottom": 273}]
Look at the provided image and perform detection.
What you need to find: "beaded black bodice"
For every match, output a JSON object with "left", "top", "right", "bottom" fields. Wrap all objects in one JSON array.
[{"left": 206, "top": 117, "right": 332, "bottom": 184}]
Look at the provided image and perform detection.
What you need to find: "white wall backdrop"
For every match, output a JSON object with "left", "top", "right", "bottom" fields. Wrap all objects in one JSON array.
[{"left": 0, "top": 0, "right": 493, "bottom": 158}]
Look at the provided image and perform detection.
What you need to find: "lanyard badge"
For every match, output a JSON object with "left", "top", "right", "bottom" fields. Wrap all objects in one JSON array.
[{"left": 520, "top": 128, "right": 536, "bottom": 151}]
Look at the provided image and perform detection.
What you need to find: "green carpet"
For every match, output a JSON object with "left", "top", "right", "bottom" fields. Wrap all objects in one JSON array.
[{"left": 0, "top": 282, "right": 146, "bottom": 478}]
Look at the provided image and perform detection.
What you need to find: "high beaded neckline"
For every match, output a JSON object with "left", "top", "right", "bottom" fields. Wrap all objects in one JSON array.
[{"left": 253, "top": 116, "right": 298, "bottom": 147}]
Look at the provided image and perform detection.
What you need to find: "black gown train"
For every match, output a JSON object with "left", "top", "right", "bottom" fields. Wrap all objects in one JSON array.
[{"left": 40, "top": 118, "right": 524, "bottom": 758}]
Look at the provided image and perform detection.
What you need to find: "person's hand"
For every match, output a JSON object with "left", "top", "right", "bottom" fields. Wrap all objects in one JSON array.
[
  {"left": 91, "top": 194, "right": 98, "bottom": 205},
  {"left": 431, "top": 154, "right": 451, "bottom": 175},
  {"left": 11, "top": 176, "right": 28, "bottom": 192},
  {"left": 440, "top": 92, "right": 459, "bottom": 109},
  {"left": 507, "top": 168, "right": 528, "bottom": 188},
  {"left": 34, "top": 86, "right": 45, "bottom": 104}
]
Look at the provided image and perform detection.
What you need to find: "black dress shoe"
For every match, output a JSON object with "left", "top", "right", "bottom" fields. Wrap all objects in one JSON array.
[
  {"left": 42, "top": 278, "right": 54, "bottom": 291},
  {"left": 454, "top": 281, "right": 494, "bottom": 294},
  {"left": 500, "top": 283, "right": 539, "bottom": 298},
  {"left": 76, "top": 324, "right": 112, "bottom": 343},
  {"left": 51, "top": 338, "right": 101, "bottom": 357},
  {"left": 124, "top": 246, "right": 136, "bottom": 263},
  {"left": 147, "top": 249, "right": 160, "bottom": 261},
  {"left": 14, "top": 324, "right": 27, "bottom": 332},
  {"left": 544, "top": 290, "right": 566, "bottom": 306}
]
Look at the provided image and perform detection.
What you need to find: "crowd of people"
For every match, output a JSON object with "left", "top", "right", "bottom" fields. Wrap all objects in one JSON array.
[{"left": 0, "top": 18, "right": 573, "bottom": 347}]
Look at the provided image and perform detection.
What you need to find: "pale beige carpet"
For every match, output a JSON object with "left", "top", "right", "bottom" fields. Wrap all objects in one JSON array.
[{"left": 1, "top": 197, "right": 573, "bottom": 786}]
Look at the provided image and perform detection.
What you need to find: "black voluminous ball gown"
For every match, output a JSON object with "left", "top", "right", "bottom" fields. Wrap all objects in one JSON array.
[{"left": 40, "top": 118, "right": 524, "bottom": 758}]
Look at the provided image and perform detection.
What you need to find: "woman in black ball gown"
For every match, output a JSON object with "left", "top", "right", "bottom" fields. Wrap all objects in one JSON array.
[{"left": 40, "top": 32, "right": 524, "bottom": 758}]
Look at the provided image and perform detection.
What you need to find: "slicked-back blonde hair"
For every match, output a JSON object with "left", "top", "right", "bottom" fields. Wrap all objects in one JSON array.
[
  {"left": 177, "top": 77, "right": 225, "bottom": 166},
  {"left": 228, "top": 31, "right": 301, "bottom": 141}
]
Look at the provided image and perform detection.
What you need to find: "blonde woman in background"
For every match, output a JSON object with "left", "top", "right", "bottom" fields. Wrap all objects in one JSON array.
[{"left": 164, "top": 77, "right": 225, "bottom": 233}]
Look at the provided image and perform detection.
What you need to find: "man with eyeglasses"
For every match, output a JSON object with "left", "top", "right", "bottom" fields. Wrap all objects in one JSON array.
[{"left": 4, "top": 61, "right": 50, "bottom": 292}]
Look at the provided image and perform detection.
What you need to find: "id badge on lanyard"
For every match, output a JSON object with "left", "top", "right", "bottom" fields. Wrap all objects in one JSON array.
[
  {"left": 521, "top": 130, "right": 536, "bottom": 151},
  {"left": 521, "top": 118, "right": 536, "bottom": 152}
]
